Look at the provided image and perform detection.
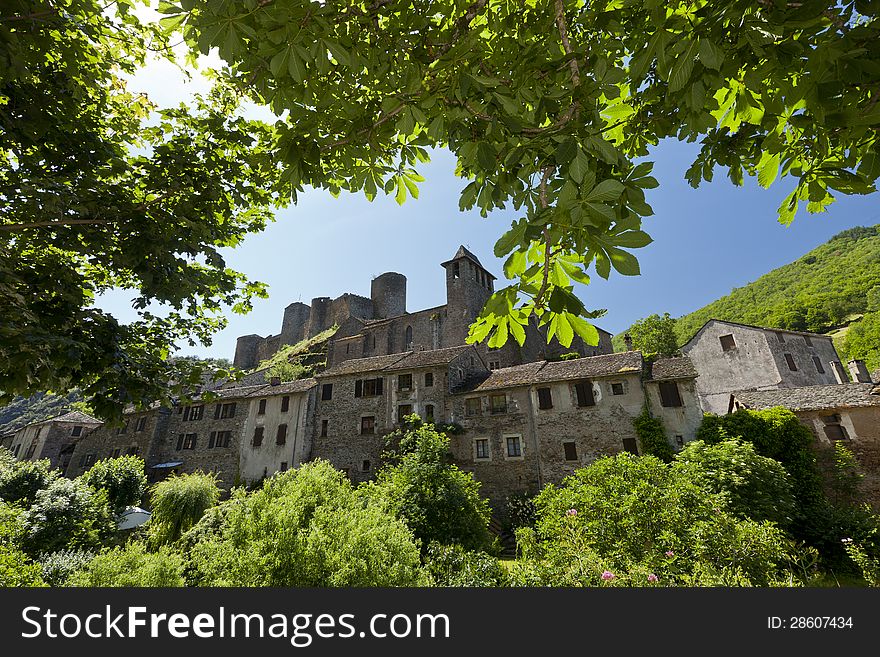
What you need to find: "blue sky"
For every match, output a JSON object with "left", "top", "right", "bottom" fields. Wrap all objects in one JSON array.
[{"left": 100, "top": 53, "right": 880, "bottom": 361}]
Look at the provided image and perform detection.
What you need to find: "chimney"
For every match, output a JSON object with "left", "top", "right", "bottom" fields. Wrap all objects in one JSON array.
[
  {"left": 848, "top": 359, "right": 872, "bottom": 384},
  {"left": 831, "top": 361, "right": 849, "bottom": 384},
  {"left": 270, "top": 376, "right": 281, "bottom": 386},
  {"left": 624, "top": 334, "right": 633, "bottom": 351}
]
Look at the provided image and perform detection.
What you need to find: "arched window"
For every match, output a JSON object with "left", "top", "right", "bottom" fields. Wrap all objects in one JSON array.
[{"left": 405, "top": 325, "right": 413, "bottom": 349}]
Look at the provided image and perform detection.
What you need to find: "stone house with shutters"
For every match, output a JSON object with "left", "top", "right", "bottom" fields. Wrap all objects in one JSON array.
[
  {"left": 728, "top": 383, "right": 880, "bottom": 508},
  {"left": 239, "top": 378, "right": 317, "bottom": 484},
  {"left": 681, "top": 319, "right": 846, "bottom": 414},
  {"left": 2, "top": 411, "right": 102, "bottom": 472}
]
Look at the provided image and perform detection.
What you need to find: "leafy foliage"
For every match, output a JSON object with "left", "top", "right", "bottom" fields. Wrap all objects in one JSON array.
[
  {"left": 633, "top": 408, "right": 674, "bottom": 462},
  {"left": 675, "top": 438, "right": 796, "bottom": 527},
  {"left": 157, "top": 0, "right": 880, "bottom": 353},
  {"left": 185, "top": 461, "right": 425, "bottom": 586},
  {"left": 424, "top": 542, "right": 509, "bottom": 587},
  {"left": 0, "top": 391, "right": 83, "bottom": 435},
  {"left": 0, "top": 456, "right": 57, "bottom": 507},
  {"left": 38, "top": 549, "right": 96, "bottom": 586},
  {"left": 81, "top": 456, "right": 148, "bottom": 514},
  {"left": 613, "top": 313, "right": 679, "bottom": 356},
  {"left": 366, "top": 417, "right": 493, "bottom": 552},
  {"left": 841, "top": 309, "right": 880, "bottom": 372},
  {"left": 148, "top": 472, "right": 221, "bottom": 546},
  {"left": 69, "top": 542, "right": 185, "bottom": 587}
]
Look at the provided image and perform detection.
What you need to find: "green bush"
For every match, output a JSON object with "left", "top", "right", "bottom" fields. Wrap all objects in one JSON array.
[
  {"left": 38, "top": 550, "right": 96, "bottom": 586},
  {"left": 366, "top": 418, "right": 492, "bottom": 552},
  {"left": 186, "top": 460, "right": 426, "bottom": 586},
  {"left": 148, "top": 471, "right": 220, "bottom": 546},
  {"left": 69, "top": 542, "right": 185, "bottom": 587},
  {"left": 0, "top": 545, "right": 46, "bottom": 587},
  {"left": 20, "top": 477, "right": 115, "bottom": 555},
  {"left": 515, "top": 453, "right": 796, "bottom": 586},
  {"left": 633, "top": 408, "right": 674, "bottom": 462},
  {"left": 675, "top": 438, "right": 796, "bottom": 527},
  {"left": 0, "top": 458, "right": 57, "bottom": 507},
  {"left": 82, "top": 456, "right": 148, "bottom": 514},
  {"left": 424, "top": 542, "right": 509, "bottom": 587}
]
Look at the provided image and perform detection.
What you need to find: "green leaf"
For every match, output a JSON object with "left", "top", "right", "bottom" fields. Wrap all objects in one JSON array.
[
  {"left": 568, "top": 314, "right": 600, "bottom": 346},
  {"left": 569, "top": 149, "right": 591, "bottom": 184},
  {"left": 555, "top": 313, "right": 574, "bottom": 347},
  {"left": 555, "top": 138, "right": 578, "bottom": 165},
  {"left": 585, "top": 179, "right": 625, "bottom": 203},
  {"left": 270, "top": 49, "right": 288, "bottom": 77},
  {"left": 509, "top": 319, "right": 526, "bottom": 346},
  {"left": 668, "top": 42, "right": 697, "bottom": 93},
  {"left": 488, "top": 317, "right": 509, "bottom": 348},
  {"left": 494, "top": 221, "right": 525, "bottom": 257},
  {"left": 698, "top": 39, "right": 724, "bottom": 70},
  {"left": 612, "top": 230, "right": 653, "bottom": 248},
  {"left": 323, "top": 40, "right": 351, "bottom": 67},
  {"left": 395, "top": 177, "right": 406, "bottom": 205},
  {"left": 757, "top": 152, "right": 781, "bottom": 189},
  {"left": 607, "top": 247, "right": 641, "bottom": 276}
]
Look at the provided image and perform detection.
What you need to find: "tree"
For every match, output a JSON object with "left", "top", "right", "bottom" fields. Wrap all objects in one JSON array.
[
  {"left": 185, "top": 460, "right": 425, "bottom": 586},
  {"left": 618, "top": 313, "right": 679, "bottom": 357},
  {"left": 842, "top": 310, "right": 880, "bottom": 372},
  {"left": 0, "top": 455, "right": 57, "bottom": 507},
  {"left": 68, "top": 542, "right": 185, "bottom": 587},
  {"left": 81, "top": 456, "right": 149, "bottom": 515},
  {"left": 365, "top": 417, "right": 493, "bottom": 552},
  {"left": 1, "top": 1, "right": 277, "bottom": 421},
  {"left": 160, "top": 0, "right": 880, "bottom": 353},
  {"left": 147, "top": 471, "right": 220, "bottom": 546}
]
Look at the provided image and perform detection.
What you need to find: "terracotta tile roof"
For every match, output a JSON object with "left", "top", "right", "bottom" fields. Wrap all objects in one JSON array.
[
  {"left": 467, "top": 362, "right": 546, "bottom": 392},
  {"left": 319, "top": 353, "right": 408, "bottom": 377},
  {"left": 649, "top": 356, "right": 698, "bottom": 381},
  {"left": 209, "top": 384, "right": 272, "bottom": 399},
  {"left": 732, "top": 383, "right": 880, "bottom": 412},
  {"left": 384, "top": 345, "right": 476, "bottom": 371}
]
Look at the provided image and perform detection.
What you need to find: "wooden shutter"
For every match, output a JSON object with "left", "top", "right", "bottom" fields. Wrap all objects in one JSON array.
[
  {"left": 176, "top": 434, "right": 184, "bottom": 450},
  {"left": 576, "top": 381, "right": 595, "bottom": 407},
  {"left": 376, "top": 377, "right": 384, "bottom": 395},
  {"left": 355, "top": 380, "right": 362, "bottom": 397},
  {"left": 537, "top": 387, "right": 553, "bottom": 409},
  {"left": 208, "top": 431, "right": 216, "bottom": 448},
  {"left": 214, "top": 404, "right": 221, "bottom": 419},
  {"left": 281, "top": 396, "right": 290, "bottom": 412},
  {"left": 276, "top": 424, "right": 288, "bottom": 445},
  {"left": 658, "top": 382, "right": 683, "bottom": 407}
]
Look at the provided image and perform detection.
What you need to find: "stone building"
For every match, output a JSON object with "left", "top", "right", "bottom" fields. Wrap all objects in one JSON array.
[
  {"left": 729, "top": 383, "right": 880, "bottom": 508},
  {"left": 310, "top": 345, "right": 486, "bottom": 483},
  {"left": 65, "top": 405, "right": 171, "bottom": 479},
  {"left": 2, "top": 411, "right": 101, "bottom": 472},
  {"left": 239, "top": 378, "right": 317, "bottom": 484},
  {"left": 234, "top": 245, "right": 613, "bottom": 372},
  {"left": 681, "top": 319, "right": 845, "bottom": 414}
]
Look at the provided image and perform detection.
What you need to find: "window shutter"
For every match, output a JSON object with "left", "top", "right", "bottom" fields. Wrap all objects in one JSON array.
[
  {"left": 281, "top": 396, "right": 289, "bottom": 412},
  {"left": 276, "top": 424, "right": 288, "bottom": 445},
  {"left": 183, "top": 406, "right": 190, "bottom": 421},
  {"left": 376, "top": 377, "right": 384, "bottom": 395},
  {"left": 176, "top": 434, "right": 184, "bottom": 450},
  {"left": 214, "top": 404, "right": 221, "bottom": 419},
  {"left": 355, "top": 380, "right": 362, "bottom": 397},
  {"left": 659, "top": 382, "right": 683, "bottom": 407},
  {"left": 537, "top": 387, "right": 553, "bottom": 409},
  {"left": 576, "top": 381, "right": 595, "bottom": 407},
  {"left": 229, "top": 403, "right": 236, "bottom": 418},
  {"left": 208, "top": 431, "right": 216, "bottom": 448}
]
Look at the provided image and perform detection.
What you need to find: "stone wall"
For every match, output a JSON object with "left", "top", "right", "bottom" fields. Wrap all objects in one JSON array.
[
  {"left": 9, "top": 418, "right": 101, "bottom": 471},
  {"left": 644, "top": 378, "right": 704, "bottom": 448}
]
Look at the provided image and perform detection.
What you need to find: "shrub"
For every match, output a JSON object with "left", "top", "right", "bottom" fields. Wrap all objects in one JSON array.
[
  {"left": 633, "top": 408, "right": 674, "bottom": 462},
  {"left": 0, "top": 546, "right": 46, "bottom": 587},
  {"left": 367, "top": 419, "right": 492, "bottom": 551},
  {"left": 38, "top": 550, "right": 96, "bottom": 586},
  {"left": 148, "top": 471, "right": 220, "bottom": 546},
  {"left": 424, "top": 543, "right": 509, "bottom": 587},
  {"left": 20, "top": 477, "right": 115, "bottom": 555},
  {"left": 0, "top": 458, "right": 57, "bottom": 507},
  {"left": 186, "top": 460, "right": 425, "bottom": 586},
  {"left": 675, "top": 438, "right": 796, "bottom": 527},
  {"left": 82, "top": 456, "right": 148, "bottom": 514},
  {"left": 69, "top": 542, "right": 185, "bottom": 587}
]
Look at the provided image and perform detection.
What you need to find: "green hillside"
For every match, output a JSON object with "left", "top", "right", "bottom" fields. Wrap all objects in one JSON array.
[{"left": 615, "top": 226, "right": 880, "bottom": 371}]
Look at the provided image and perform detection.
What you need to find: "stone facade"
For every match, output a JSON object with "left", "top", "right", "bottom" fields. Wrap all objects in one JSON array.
[
  {"left": 4, "top": 411, "right": 101, "bottom": 472},
  {"left": 681, "top": 319, "right": 844, "bottom": 414},
  {"left": 239, "top": 379, "right": 317, "bottom": 484}
]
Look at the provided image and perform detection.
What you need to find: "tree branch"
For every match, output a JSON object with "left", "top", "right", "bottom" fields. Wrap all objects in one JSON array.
[{"left": 554, "top": 0, "right": 580, "bottom": 87}]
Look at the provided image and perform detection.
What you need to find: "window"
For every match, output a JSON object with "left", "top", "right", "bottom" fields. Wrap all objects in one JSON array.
[
  {"left": 453, "top": 262, "right": 460, "bottom": 278},
  {"left": 257, "top": 399, "right": 267, "bottom": 415},
  {"left": 281, "top": 396, "right": 290, "bottom": 412},
  {"left": 184, "top": 405, "right": 204, "bottom": 421},
  {"left": 397, "top": 404, "right": 413, "bottom": 424},
  {"left": 821, "top": 414, "right": 849, "bottom": 441},
  {"left": 719, "top": 334, "right": 736, "bottom": 351},
  {"left": 537, "top": 387, "right": 553, "bottom": 410},
  {"left": 475, "top": 439, "right": 490, "bottom": 460},
  {"left": 280, "top": 462, "right": 288, "bottom": 472},
  {"left": 775, "top": 331, "right": 786, "bottom": 343},
  {"left": 505, "top": 436, "right": 522, "bottom": 458},
  {"left": 320, "top": 419, "right": 328, "bottom": 437},
  {"left": 405, "top": 326, "right": 413, "bottom": 348},
  {"left": 362, "top": 460, "right": 371, "bottom": 472},
  {"left": 80, "top": 454, "right": 96, "bottom": 468},
  {"left": 135, "top": 417, "right": 147, "bottom": 432},
  {"left": 398, "top": 373, "right": 412, "bottom": 391},
  {"left": 804, "top": 335, "right": 813, "bottom": 347},
  {"left": 575, "top": 381, "right": 595, "bottom": 407},
  {"left": 424, "top": 372, "right": 434, "bottom": 387},
  {"left": 176, "top": 433, "right": 196, "bottom": 450},
  {"left": 611, "top": 382, "right": 625, "bottom": 396},
  {"left": 466, "top": 397, "right": 482, "bottom": 416},
  {"left": 813, "top": 356, "right": 825, "bottom": 374},
  {"left": 784, "top": 353, "right": 798, "bottom": 371},
  {"left": 675, "top": 435, "right": 684, "bottom": 447},
  {"left": 425, "top": 404, "right": 435, "bottom": 420},
  {"left": 321, "top": 384, "right": 333, "bottom": 401},
  {"left": 361, "top": 416, "right": 375, "bottom": 435},
  {"left": 658, "top": 381, "right": 683, "bottom": 407},
  {"left": 115, "top": 421, "right": 128, "bottom": 435},
  {"left": 216, "top": 402, "right": 236, "bottom": 419},
  {"left": 71, "top": 425, "right": 83, "bottom": 437},
  {"left": 355, "top": 377, "right": 384, "bottom": 397},
  {"left": 276, "top": 423, "right": 288, "bottom": 445},
  {"left": 490, "top": 394, "right": 507, "bottom": 414},
  {"left": 252, "top": 427, "right": 264, "bottom": 447},
  {"left": 489, "top": 361, "right": 500, "bottom": 370},
  {"left": 111, "top": 448, "right": 121, "bottom": 458},
  {"left": 622, "top": 438, "right": 639, "bottom": 455},
  {"left": 209, "top": 431, "right": 232, "bottom": 448},
  {"left": 563, "top": 442, "right": 578, "bottom": 461}
]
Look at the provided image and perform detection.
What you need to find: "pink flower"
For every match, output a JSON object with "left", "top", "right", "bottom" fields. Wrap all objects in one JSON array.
[
  {"left": 566, "top": 509, "right": 577, "bottom": 517},
  {"left": 647, "top": 574, "right": 658, "bottom": 583},
  {"left": 601, "top": 571, "right": 615, "bottom": 581},
  {"left": 665, "top": 550, "right": 674, "bottom": 557}
]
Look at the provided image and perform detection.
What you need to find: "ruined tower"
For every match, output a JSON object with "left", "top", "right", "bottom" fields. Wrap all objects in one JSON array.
[{"left": 370, "top": 272, "right": 407, "bottom": 319}]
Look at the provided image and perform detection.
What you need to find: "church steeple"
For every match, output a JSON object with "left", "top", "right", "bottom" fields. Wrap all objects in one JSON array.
[{"left": 441, "top": 245, "right": 495, "bottom": 346}]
